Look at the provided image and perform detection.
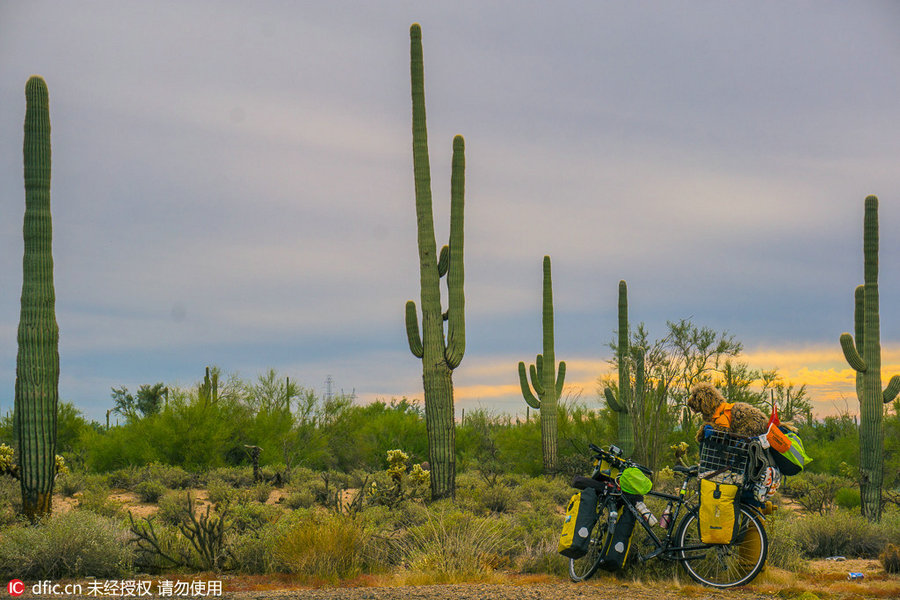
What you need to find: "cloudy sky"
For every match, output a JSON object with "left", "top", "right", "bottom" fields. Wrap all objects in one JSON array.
[{"left": 2, "top": 1, "right": 900, "bottom": 422}]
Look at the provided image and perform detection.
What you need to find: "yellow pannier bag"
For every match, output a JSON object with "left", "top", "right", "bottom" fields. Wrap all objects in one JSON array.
[
  {"left": 698, "top": 478, "right": 740, "bottom": 544},
  {"left": 558, "top": 487, "right": 600, "bottom": 558}
]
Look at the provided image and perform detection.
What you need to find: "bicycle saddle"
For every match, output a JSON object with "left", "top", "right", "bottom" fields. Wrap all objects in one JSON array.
[{"left": 673, "top": 465, "right": 699, "bottom": 476}]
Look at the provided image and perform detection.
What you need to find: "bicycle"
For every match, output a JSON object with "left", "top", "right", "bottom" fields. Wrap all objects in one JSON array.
[{"left": 567, "top": 442, "right": 768, "bottom": 588}]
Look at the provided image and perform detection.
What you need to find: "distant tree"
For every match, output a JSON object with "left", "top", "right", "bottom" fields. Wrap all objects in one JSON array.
[{"left": 111, "top": 383, "right": 167, "bottom": 420}]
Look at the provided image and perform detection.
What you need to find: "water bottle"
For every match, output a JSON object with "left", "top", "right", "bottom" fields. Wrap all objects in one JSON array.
[
  {"left": 659, "top": 504, "right": 672, "bottom": 530},
  {"left": 634, "top": 501, "right": 658, "bottom": 526},
  {"left": 608, "top": 509, "right": 618, "bottom": 533}
]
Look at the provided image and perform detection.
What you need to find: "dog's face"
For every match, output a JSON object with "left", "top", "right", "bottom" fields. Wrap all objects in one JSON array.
[
  {"left": 687, "top": 383, "right": 724, "bottom": 419},
  {"left": 687, "top": 391, "right": 703, "bottom": 415}
]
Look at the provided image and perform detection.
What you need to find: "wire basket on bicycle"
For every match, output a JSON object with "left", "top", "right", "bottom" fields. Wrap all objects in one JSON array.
[{"left": 698, "top": 429, "right": 751, "bottom": 485}]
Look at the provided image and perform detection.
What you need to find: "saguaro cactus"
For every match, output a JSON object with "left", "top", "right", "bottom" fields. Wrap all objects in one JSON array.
[
  {"left": 839, "top": 195, "right": 900, "bottom": 522},
  {"left": 518, "top": 256, "right": 566, "bottom": 474},
  {"left": 404, "top": 23, "right": 466, "bottom": 500},
  {"left": 14, "top": 76, "right": 60, "bottom": 520},
  {"left": 603, "top": 280, "right": 644, "bottom": 458}
]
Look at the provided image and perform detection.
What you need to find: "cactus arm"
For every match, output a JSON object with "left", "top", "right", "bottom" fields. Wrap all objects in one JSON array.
[
  {"left": 884, "top": 375, "right": 900, "bottom": 404},
  {"left": 604, "top": 387, "right": 625, "bottom": 413},
  {"left": 437, "top": 245, "right": 449, "bottom": 277},
  {"left": 444, "top": 136, "right": 466, "bottom": 369},
  {"left": 405, "top": 301, "right": 424, "bottom": 358},
  {"left": 556, "top": 361, "right": 566, "bottom": 399},
  {"left": 531, "top": 356, "right": 545, "bottom": 396},
  {"left": 518, "top": 362, "right": 541, "bottom": 409},
  {"left": 854, "top": 285, "right": 865, "bottom": 352},
  {"left": 841, "top": 332, "right": 867, "bottom": 372}
]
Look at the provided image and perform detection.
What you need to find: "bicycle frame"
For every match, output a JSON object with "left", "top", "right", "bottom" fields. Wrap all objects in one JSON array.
[{"left": 606, "top": 475, "right": 710, "bottom": 563}]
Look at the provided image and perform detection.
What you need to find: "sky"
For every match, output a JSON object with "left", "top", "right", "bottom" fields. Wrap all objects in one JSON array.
[{"left": 2, "top": 1, "right": 900, "bottom": 422}]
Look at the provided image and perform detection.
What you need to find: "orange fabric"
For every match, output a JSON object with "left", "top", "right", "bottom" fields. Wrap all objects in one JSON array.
[
  {"left": 766, "top": 424, "right": 792, "bottom": 453},
  {"left": 712, "top": 403, "right": 734, "bottom": 428}
]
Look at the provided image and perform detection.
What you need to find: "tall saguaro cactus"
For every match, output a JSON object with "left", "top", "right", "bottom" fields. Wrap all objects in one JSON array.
[
  {"left": 404, "top": 23, "right": 466, "bottom": 500},
  {"left": 603, "top": 280, "right": 643, "bottom": 458},
  {"left": 839, "top": 195, "right": 900, "bottom": 522},
  {"left": 518, "top": 256, "right": 566, "bottom": 473},
  {"left": 14, "top": 76, "right": 60, "bottom": 520}
]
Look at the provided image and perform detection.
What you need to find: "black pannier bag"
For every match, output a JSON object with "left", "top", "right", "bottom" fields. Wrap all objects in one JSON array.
[
  {"left": 558, "top": 486, "right": 600, "bottom": 558},
  {"left": 597, "top": 496, "right": 638, "bottom": 571}
]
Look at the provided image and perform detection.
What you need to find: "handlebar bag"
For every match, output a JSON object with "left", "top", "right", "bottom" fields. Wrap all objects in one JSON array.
[
  {"left": 558, "top": 487, "right": 600, "bottom": 558},
  {"left": 597, "top": 498, "right": 638, "bottom": 571},
  {"left": 699, "top": 478, "right": 740, "bottom": 544},
  {"left": 619, "top": 467, "right": 652, "bottom": 495}
]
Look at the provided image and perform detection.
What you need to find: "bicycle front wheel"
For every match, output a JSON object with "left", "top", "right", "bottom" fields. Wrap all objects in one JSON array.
[
  {"left": 675, "top": 505, "right": 767, "bottom": 588},
  {"left": 568, "top": 506, "right": 609, "bottom": 582}
]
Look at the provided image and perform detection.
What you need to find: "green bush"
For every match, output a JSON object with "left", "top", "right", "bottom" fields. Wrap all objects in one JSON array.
[
  {"left": 55, "top": 471, "right": 86, "bottom": 497},
  {"left": 275, "top": 512, "right": 376, "bottom": 579},
  {"left": 156, "top": 490, "right": 192, "bottom": 526},
  {"left": 134, "top": 480, "right": 167, "bottom": 503},
  {"left": 765, "top": 511, "right": 808, "bottom": 572},
  {"left": 397, "top": 503, "right": 515, "bottom": 580},
  {"left": 834, "top": 487, "right": 861, "bottom": 510},
  {"left": 206, "top": 477, "right": 237, "bottom": 507},
  {"left": 250, "top": 481, "right": 273, "bottom": 504},
  {"left": 78, "top": 483, "right": 123, "bottom": 518},
  {"left": 791, "top": 508, "right": 890, "bottom": 558},
  {"left": 0, "top": 511, "right": 133, "bottom": 579}
]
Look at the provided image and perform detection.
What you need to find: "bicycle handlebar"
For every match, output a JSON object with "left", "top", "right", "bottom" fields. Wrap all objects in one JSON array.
[{"left": 590, "top": 443, "right": 653, "bottom": 477}]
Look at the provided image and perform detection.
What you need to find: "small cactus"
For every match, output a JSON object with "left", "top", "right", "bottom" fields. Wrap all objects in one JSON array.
[
  {"left": 518, "top": 256, "right": 565, "bottom": 473},
  {"left": 603, "top": 281, "right": 643, "bottom": 457}
]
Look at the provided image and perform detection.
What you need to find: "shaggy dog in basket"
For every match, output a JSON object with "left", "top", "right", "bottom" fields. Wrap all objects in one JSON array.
[{"left": 687, "top": 382, "right": 769, "bottom": 442}]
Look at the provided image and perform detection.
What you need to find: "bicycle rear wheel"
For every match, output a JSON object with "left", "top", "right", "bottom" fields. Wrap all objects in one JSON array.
[
  {"left": 675, "top": 505, "right": 767, "bottom": 588},
  {"left": 568, "top": 504, "right": 609, "bottom": 582}
]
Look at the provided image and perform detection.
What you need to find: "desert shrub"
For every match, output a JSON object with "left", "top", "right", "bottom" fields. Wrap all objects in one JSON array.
[
  {"left": 156, "top": 490, "right": 192, "bottom": 526},
  {"left": 284, "top": 487, "right": 315, "bottom": 509},
  {"left": 78, "top": 482, "right": 123, "bottom": 518},
  {"left": 250, "top": 481, "right": 273, "bottom": 504},
  {"left": 791, "top": 508, "right": 886, "bottom": 558},
  {"left": 134, "top": 480, "right": 167, "bottom": 503},
  {"left": 202, "top": 467, "right": 256, "bottom": 489},
  {"left": 0, "top": 476, "right": 21, "bottom": 526},
  {"left": 397, "top": 503, "right": 515, "bottom": 581},
  {"left": 206, "top": 477, "right": 237, "bottom": 507},
  {"left": 55, "top": 471, "right": 86, "bottom": 497},
  {"left": 275, "top": 512, "right": 375, "bottom": 579},
  {"left": 781, "top": 472, "right": 848, "bottom": 514},
  {"left": 106, "top": 466, "right": 143, "bottom": 490},
  {"left": 229, "top": 515, "right": 297, "bottom": 574},
  {"left": 143, "top": 462, "right": 193, "bottom": 489},
  {"left": 881, "top": 543, "right": 900, "bottom": 574},
  {"left": 0, "top": 511, "right": 132, "bottom": 579},
  {"left": 514, "top": 474, "right": 570, "bottom": 508},
  {"left": 230, "top": 501, "right": 280, "bottom": 533},
  {"left": 834, "top": 487, "right": 861, "bottom": 510},
  {"left": 764, "top": 511, "right": 808, "bottom": 572}
]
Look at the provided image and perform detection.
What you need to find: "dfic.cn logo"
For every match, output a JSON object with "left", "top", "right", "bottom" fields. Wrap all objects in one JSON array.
[{"left": 7, "top": 580, "right": 24, "bottom": 597}]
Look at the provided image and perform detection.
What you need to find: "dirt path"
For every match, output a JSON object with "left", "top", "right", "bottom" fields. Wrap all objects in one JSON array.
[{"left": 226, "top": 582, "right": 772, "bottom": 600}]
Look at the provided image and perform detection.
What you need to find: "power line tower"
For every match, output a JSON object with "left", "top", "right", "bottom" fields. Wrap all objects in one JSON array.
[{"left": 324, "top": 375, "right": 335, "bottom": 401}]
